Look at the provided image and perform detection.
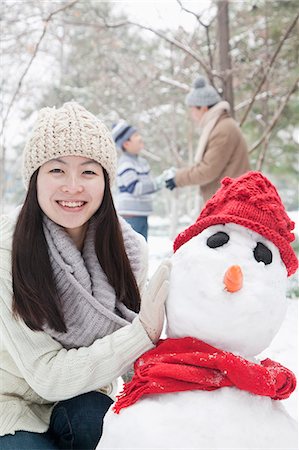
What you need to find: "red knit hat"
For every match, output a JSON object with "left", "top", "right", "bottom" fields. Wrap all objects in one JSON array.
[{"left": 174, "top": 171, "right": 298, "bottom": 277}]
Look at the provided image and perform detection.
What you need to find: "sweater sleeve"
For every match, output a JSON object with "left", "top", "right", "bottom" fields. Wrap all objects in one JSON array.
[
  {"left": 175, "top": 121, "right": 236, "bottom": 188},
  {"left": 0, "top": 277, "right": 153, "bottom": 402},
  {"left": 0, "top": 215, "right": 154, "bottom": 403},
  {"left": 117, "top": 160, "right": 157, "bottom": 196}
]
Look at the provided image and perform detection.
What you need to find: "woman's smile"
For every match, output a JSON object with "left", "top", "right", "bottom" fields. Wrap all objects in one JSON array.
[{"left": 56, "top": 200, "right": 87, "bottom": 210}]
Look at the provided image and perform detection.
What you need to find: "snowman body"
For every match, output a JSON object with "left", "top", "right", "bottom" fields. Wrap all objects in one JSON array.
[
  {"left": 98, "top": 223, "right": 297, "bottom": 449},
  {"left": 98, "top": 387, "right": 296, "bottom": 448}
]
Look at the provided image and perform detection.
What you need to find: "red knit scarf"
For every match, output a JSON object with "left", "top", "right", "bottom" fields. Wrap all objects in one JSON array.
[{"left": 114, "top": 337, "right": 296, "bottom": 413}]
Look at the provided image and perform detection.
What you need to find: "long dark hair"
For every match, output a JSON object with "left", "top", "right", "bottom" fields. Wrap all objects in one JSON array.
[{"left": 12, "top": 169, "right": 141, "bottom": 332}]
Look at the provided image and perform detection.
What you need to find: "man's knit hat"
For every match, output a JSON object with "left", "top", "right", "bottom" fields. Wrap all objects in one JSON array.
[
  {"left": 112, "top": 120, "right": 137, "bottom": 150},
  {"left": 185, "top": 75, "right": 221, "bottom": 107},
  {"left": 174, "top": 172, "right": 298, "bottom": 277},
  {"left": 23, "top": 102, "right": 117, "bottom": 187}
]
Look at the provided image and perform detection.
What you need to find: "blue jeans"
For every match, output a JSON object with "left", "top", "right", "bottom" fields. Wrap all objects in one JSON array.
[
  {"left": 123, "top": 215, "right": 148, "bottom": 241},
  {"left": 0, "top": 391, "right": 113, "bottom": 450}
]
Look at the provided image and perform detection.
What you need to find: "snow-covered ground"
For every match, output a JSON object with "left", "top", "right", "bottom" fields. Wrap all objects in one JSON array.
[{"left": 147, "top": 231, "right": 298, "bottom": 421}]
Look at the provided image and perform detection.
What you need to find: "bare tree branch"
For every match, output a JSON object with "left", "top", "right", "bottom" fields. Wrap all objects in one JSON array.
[
  {"left": 1, "top": 0, "right": 78, "bottom": 137},
  {"left": 58, "top": 16, "right": 215, "bottom": 83},
  {"left": 240, "top": 11, "right": 299, "bottom": 126},
  {"left": 176, "top": 0, "right": 206, "bottom": 23},
  {"left": 249, "top": 75, "right": 299, "bottom": 154},
  {"left": 99, "top": 16, "right": 213, "bottom": 77},
  {"left": 176, "top": 0, "right": 215, "bottom": 71},
  {"left": 205, "top": 21, "right": 214, "bottom": 71},
  {"left": 256, "top": 135, "right": 269, "bottom": 171},
  {"left": 176, "top": 0, "right": 216, "bottom": 27},
  {"left": 160, "top": 128, "right": 185, "bottom": 167}
]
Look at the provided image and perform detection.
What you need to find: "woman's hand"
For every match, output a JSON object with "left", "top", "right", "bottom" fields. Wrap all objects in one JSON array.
[{"left": 139, "top": 259, "right": 171, "bottom": 343}]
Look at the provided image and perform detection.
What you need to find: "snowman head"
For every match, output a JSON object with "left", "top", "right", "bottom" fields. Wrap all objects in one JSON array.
[{"left": 166, "top": 172, "right": 298, "bottom": 357}]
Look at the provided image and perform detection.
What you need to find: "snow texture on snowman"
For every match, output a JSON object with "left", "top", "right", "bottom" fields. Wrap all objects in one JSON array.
[{"left": 98, "top": 171, "right": 298, "bottom": 449}]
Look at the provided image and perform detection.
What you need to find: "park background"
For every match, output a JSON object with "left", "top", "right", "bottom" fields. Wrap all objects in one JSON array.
[{"left": 1, "top": 0, "right": 298, "bottom": 421}]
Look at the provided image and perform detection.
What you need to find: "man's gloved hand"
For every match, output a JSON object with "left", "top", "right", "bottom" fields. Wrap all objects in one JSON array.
[
  {"left": 163, "top": 167, "right": 177, "bottom": 191},
  {"left": 139, "top": 260, "right": 171, "bottom": 343},
  {"left": 165, "top": 177, "right": 176, "bottom": 191}
]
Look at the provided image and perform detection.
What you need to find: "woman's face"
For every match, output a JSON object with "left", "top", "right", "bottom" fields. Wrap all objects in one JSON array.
[{"left": 37, "top": 155, "right": 105, "bottom": 243}]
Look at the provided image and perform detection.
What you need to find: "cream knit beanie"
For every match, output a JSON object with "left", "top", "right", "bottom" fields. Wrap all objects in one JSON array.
[{"left": 23, "top": 102, "right": 117, "bottom": 187}]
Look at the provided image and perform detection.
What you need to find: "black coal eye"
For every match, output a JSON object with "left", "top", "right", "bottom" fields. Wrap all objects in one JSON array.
[
  {"left": 207, "top": 232, "right": 230, "bottom": 248},
  {"left": 253, "top": 242, "right": 272, "bottom": 265}
]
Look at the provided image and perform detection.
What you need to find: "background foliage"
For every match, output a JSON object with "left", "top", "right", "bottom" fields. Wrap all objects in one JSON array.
[{"left": 1, "top": 0, "right": 298, "bottom": 229}]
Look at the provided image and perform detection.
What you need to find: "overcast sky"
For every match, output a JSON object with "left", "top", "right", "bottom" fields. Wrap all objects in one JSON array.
[{"left": 115, "top": 0, "right": 213, "bottom": 30}]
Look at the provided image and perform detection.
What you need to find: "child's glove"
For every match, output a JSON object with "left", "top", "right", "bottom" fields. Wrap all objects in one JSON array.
[{"left": 154, "top": 173, "right": 167, "bottom": 190}]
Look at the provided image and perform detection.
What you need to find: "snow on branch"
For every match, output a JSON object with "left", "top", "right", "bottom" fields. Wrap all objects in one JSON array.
[
  {"left": 235, "top": 91, "right": 272, "bottom": 111},
  {"left": 158, "top": 76, "right": 189, "bottom": 91}
]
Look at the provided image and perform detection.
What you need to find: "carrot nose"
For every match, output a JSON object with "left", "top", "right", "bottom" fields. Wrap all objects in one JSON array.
[{"left": 223, "top": 265, "right": 243, "bottom": 293}]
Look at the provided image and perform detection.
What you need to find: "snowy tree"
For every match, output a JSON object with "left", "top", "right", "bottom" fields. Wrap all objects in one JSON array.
[{"left": 1, "top": 0, "right": 298, "bottom": 218}]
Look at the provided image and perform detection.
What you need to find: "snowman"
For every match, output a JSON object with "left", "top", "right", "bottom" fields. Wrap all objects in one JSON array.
[{"left": 98, "top": 172, "right": 298, "bottom": 449}]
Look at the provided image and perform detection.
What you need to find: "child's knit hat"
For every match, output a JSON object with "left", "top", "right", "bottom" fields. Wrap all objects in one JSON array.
[
  {"left": 174, "top": 171, "right": 298, "bottom": 277},
  {"left": 112, "top": 120, "right": 137, "bottom": 150},
  {"left": 185, "top": 75, "right": 221, "bottom": 107},
  {"left": 23, "top": 102, "right": 117, "bottom": 187}
]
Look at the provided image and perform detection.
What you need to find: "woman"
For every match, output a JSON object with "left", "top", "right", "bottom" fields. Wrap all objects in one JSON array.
[{"left": 0, "top": 102, "right": 170, "bottom": 449}]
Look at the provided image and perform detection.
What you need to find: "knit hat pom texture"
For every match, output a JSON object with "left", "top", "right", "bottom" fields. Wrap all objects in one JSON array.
[
  {"left": 185, "top": 74, "right": 221, "bottom": 107},
  {"left": 174, "top": 171, "right": 298, "bottom": 277},
  {"left": 193, "top": 76, "right": 206, "bottom": 89},
  {"left": 23, "top": 102, "right": 117, "bottom": 187}
]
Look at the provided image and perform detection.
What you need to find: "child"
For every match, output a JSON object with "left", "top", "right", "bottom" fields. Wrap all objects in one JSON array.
[{"left": 112, "top": 120, "right": 165, "bottom": 240}]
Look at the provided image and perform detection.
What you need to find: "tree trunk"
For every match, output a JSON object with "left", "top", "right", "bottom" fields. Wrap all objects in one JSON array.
[{"left": 217, "top": 0, "right": 234, "bottom": 115}]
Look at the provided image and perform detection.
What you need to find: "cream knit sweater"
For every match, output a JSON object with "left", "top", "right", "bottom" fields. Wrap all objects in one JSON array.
[{"left": 0, "top": 209, "right": 153, "bottom": 436}]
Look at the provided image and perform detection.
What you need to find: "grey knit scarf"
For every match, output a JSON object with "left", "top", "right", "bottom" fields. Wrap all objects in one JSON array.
[{"left": 42, "top": 215, "right": 142, "bottom": 349}]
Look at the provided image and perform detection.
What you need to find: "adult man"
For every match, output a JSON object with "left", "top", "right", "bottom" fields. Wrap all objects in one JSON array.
[
  {"left": 165, "top": 75, "right": 250, "bottom": 206},
  {"left": 112, "top": 120, "right": 164, "bottom": 240}
]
